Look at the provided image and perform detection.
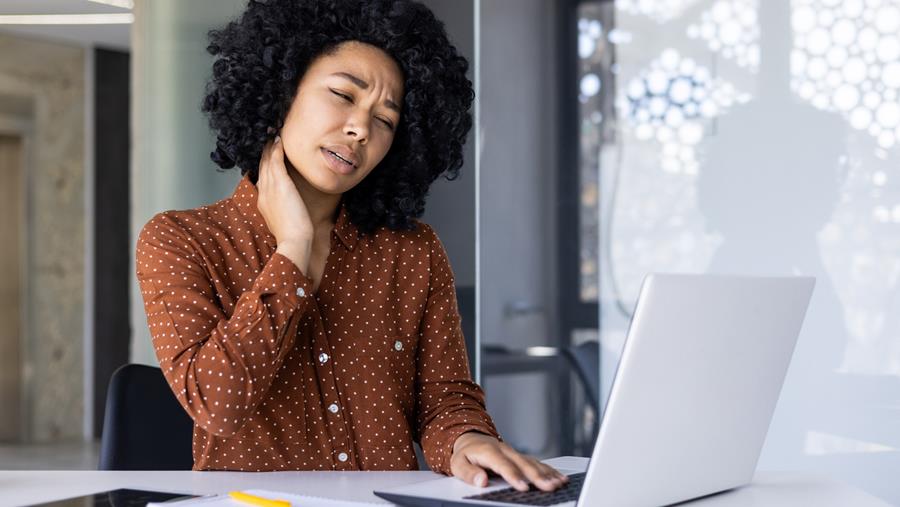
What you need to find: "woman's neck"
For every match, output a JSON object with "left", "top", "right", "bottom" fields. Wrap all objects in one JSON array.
[{"left": 287, "top": 164, "right": 341, "bottom": 234}]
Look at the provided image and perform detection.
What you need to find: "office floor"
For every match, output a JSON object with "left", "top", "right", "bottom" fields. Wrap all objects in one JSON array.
[{"left": 0, "top": 440, "right": 100, "bottom": 470}]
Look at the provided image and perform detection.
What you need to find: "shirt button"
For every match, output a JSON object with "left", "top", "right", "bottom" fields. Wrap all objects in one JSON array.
[
  {"left": 337, "top": 452, "right": 348, "bottom": 462},
  {"left": 394, "top": 340, "right": 403, "bottom": 351},
  {"left": 296, "top": 287, "right": 306, "bottom": 297},
  {"left": 319, "top": 353, "right": 329, "bottom": 364},
  {"left": 328, "top": 403, "right": 339, "bottom": 414}
]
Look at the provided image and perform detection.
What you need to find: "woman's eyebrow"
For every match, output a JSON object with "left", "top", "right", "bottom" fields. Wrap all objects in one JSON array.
[{"left": 331, "top": 71, "right": 401, "bottom": 113}]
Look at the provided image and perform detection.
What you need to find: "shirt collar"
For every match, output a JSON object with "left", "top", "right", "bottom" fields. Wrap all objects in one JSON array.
[
  {"left": 231, "top": 174, "right": 359, "bottom": 252},
  {"left": 332, "top": 198, "right": 360, "bottom": 251}
]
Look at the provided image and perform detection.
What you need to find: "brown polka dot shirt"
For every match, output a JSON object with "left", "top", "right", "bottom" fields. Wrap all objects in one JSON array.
[{"left": 135, "top": 175, "right": 499, "bottom": 473}]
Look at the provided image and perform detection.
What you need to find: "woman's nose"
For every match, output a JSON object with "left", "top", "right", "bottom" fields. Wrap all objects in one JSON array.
[{"left": 343, "top": 114, "right": 369, "bottom": 145}]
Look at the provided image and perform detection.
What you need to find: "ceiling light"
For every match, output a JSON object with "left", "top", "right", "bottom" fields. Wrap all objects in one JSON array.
[
  {"left": 0, "top": 14, "right": 133, "bottom": 25},
  {"left": 525, "top": 346, "right": 559, "bottom": 357},
  {"left": 88, "top": 0, "right": 134, "bottom": 8}
]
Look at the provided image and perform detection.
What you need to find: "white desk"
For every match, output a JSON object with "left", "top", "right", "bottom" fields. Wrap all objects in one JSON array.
[{"left": 0, "top": 458, "right": 890, "bottom": 507}]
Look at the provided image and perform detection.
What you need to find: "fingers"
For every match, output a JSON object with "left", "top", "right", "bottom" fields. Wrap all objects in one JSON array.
[
  {"left": 541, "top": 463, "right": 569, "bottom": 486},
  {"left": 257, "top": 135, "right": 287, "bottom": 203},
  {"left": 457, "top": 443, "right": 570, "bottom": 493},
  {"left": 467, "top": 449, "right": 531, "bottom": 492},
  {"left": 450, "top": 453, "right": 489, "bottom": 488},
  {"left": 500, "top": 447, "right": 569, "bottom": 492},
  {"left": 253, "top": 133, "right": 314, "bottom": 248},
  {"left": 258, "top": 139, "right": 273, "bottom": 189},
  {"left": 269, "top": 135, "right": 288, "bottom": 178},
  {"left": 263, "top": 136, "right": 291, "bottom": 187}
]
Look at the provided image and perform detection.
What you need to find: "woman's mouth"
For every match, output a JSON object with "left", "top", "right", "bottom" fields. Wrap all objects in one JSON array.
[{"left": 321, "top": 147, "right": 356, "bottom": 175}]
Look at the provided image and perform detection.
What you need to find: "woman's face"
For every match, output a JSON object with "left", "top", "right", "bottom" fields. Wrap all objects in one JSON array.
[{"left": 279, "top": 41, "right": 404, "bottom": 195}]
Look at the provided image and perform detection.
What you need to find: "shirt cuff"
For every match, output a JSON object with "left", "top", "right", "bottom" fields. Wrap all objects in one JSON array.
[
  {"left": 252, "top": 252, "right": 314, "bottom": 310},
  {"left": 435, "top": 423, "right": 502, "bottom": 475}
]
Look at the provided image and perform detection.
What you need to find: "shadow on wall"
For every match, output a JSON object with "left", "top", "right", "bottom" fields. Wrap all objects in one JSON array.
[
  {"left": 698, "top": 71, "right": 900, "bottom": 506},
  {"left": 697, "top": 1, "right": 900, "bottom": 501}
]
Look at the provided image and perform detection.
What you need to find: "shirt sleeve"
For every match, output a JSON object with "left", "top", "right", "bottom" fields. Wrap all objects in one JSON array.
[
  {"left": 415, "top": 224, "right": 501, "bottom": 475},
  {"left": 135, "top": 212, "right": 314, "bottom": 437}
]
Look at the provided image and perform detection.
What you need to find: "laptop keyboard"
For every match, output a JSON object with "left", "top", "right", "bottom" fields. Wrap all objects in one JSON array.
[{"left": 463, "top": 472, "right": 586, "bottom": 506}]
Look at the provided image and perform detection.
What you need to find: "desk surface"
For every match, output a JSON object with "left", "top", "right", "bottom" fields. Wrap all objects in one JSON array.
[{"left": 0, "top": 457, "right": 890, "bottom": 507}]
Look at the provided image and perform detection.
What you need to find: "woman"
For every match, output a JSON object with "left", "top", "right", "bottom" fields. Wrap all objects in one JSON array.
[{"left": 136, "top": 0, "right": 568, "bottom": 493}]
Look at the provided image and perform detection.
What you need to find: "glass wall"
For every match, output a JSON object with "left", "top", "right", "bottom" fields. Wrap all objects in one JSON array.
[
  {"left": 475, "top": 0, "right": 601, "bottom": 458},
  {"left": 583, "top": 0, "right": 900, "bottom": 502},
  {"left": 130, "top": 0, "right": 246, "bottom": 364}
]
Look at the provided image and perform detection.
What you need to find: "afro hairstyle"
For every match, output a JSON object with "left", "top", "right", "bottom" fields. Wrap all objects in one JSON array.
[{"left": 202, "top": 0, "right": 474, "bottom": 234}]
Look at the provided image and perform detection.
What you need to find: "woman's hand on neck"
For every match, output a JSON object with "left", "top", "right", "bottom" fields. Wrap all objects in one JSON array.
[
  {"left": 256, "top": 137, "right": 336, "bottom": 274},
  {"left": 286, "top": 158, "right": 342, "bottom": 235}
]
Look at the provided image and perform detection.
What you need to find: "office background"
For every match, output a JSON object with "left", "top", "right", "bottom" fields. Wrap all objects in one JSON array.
[{"left": 0, "top": 0, "right": 897, "bottom": 504}]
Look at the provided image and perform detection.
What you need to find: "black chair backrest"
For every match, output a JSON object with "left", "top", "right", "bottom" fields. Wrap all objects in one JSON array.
[
  {"left": 98, "top": 364, "right": 194, "bottom": 470},
  {"left": 562, "top": 340, "right": 601, "bottom": 415},
  {"left": 563, "top": 340, "right": 601, "bottom": 455}
]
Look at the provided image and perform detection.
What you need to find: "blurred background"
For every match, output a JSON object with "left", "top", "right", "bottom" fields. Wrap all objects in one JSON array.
[{"left": 0, "top": 0, "right": 898, "bottom": 504}]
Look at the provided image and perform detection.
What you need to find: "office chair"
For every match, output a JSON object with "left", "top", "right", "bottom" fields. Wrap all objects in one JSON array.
[
  {"left": 98, "top": 364, "right": 434, "bottom": 471},
  {"left": 480, "top": 341, "right": 601, "bottom": 455},
  {"left": 560, "top": 340, "right": 601, "bottom": 454},
  {"left": 98, "top": 364, "right": 194, "bottom": 470}
]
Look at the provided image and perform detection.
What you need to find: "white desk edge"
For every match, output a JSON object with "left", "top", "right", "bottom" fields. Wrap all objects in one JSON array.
[{"left": 0, "top": 457, "right": 891, "bottom": 507}]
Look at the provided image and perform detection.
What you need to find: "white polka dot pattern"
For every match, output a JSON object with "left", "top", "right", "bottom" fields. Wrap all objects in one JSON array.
[{"left": 135, "top": 175, "right": 499, "bottom": 474}]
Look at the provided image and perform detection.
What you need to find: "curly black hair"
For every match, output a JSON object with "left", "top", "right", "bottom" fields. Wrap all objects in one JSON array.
[{"left": 202, "top": 0, "right": 473, "bottom": 234}]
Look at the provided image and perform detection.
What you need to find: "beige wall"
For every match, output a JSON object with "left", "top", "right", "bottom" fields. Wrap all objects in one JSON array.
[
  {"left": 0, "top": 33, "right": 85, "bottom": 442},
  {"left": 0, "top": 135, "right": 23, "bottom": 441}
]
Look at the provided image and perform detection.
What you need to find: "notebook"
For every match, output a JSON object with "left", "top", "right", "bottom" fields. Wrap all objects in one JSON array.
[{"left": 148, "top": 489, "right": 385, "bottom": 507}]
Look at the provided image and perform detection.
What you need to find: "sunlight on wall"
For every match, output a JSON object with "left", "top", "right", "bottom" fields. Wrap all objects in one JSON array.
[{"left": 592, "top": 0, "right": 900, "bottom": 501}]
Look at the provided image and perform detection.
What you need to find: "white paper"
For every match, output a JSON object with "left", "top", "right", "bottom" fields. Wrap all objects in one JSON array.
[{"left": 147, "top": 489, "right": 387, "bottom": 507}]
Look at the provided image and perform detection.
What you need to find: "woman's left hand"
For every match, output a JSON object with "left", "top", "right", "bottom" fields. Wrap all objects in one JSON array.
[{"left": 450, "top": 432, "right": 570, "bottom": 492}]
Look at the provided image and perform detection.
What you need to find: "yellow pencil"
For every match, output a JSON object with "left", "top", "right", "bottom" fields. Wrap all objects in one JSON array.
[{"left": 227, "top": 491, "right": 292, "bottom": 507}]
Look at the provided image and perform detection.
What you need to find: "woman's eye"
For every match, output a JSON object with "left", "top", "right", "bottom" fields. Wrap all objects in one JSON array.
[
  {"left": 331, "top": 90, "right": 352, "bottom": 102},
  {"left": 331, "top": 89, "right": 394, "bottom": 130}
]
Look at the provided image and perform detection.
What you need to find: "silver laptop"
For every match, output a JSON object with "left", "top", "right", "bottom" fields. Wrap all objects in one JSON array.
[{"left": 375, "top": 273, "right": 815, "bottom": 507}]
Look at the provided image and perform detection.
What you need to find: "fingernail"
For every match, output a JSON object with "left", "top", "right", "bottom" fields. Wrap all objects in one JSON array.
[
  {"left": 274, "top": 135, "right": 281, "bottom": 144},
  {"left": 517, "top": 480, "right": 529, "bottom": 490},
  {"left": 476, "top": 473, "right": 487, "bottom": 487}
]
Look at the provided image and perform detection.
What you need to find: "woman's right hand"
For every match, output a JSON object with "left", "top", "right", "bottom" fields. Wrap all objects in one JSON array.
[{"left": 256, "top": 136, "right": 313, "bottom": 273}]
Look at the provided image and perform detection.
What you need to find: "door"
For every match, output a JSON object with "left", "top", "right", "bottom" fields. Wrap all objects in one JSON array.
[{"left": 0, "top": 134, "right": 23, "bottom": 442}]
